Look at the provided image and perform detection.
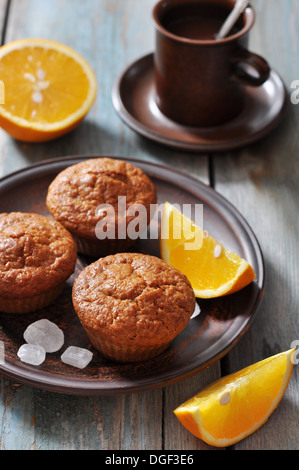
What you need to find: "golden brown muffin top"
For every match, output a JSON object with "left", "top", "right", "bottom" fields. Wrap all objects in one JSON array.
[
  {"left": 46, "top": 158, "right": 157, "bottom": 239},
  {"left": 0, "top": 212, "right": 77, "bottom": 299},
  {"left": 72, "top": 253, "right": 195, "bottom": 346}
]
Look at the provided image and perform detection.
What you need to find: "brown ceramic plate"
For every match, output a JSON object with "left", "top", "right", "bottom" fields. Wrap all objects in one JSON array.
[
  {"left": 112, "top": 53, "right": 289, "bottom": 152},
  {"left": 0, "top": 156, "right": 264, "bottom": 395}
]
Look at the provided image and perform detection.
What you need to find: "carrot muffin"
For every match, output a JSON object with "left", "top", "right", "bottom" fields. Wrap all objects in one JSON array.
[
  {"left": 0, "top": 212, "right": 77, "bottom": 313},
  {"left": 72, "top": 252, "right": 195, "bottom": 362},
  {"left": 46, "top": 157, "right": 157, "bottom": 257}
]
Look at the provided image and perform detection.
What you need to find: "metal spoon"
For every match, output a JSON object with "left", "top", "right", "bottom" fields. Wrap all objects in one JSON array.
[{"left": 215, "top": 0, "right": 251, "bottom": 39}]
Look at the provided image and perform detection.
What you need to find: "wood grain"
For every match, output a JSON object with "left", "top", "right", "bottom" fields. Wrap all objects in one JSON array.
[
  {"left": 0, "top": 0, "right": 9, "bottom": 44},
  {"left": 0, "top": 0, "right": 297, "bottom": 451},
  {"left": 212, "top": 0, "right": 299, "bottom": 450},
  {"left": 0, "top": 0, "right": 210, "bottom": 182},
  {"left": 0, "top": 0, "right": 215, "bottom": 451}
]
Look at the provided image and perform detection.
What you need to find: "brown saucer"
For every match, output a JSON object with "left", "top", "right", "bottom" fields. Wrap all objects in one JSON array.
[{"left": 112, "top": 53, "right": 289, "bottom": 152}]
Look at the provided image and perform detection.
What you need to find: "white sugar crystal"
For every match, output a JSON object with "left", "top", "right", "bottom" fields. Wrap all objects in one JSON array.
[
  {"left": 61, "top": 346, "right": 93, "bottom": 369},
  {"left": 23, "top": 319, "right": 64, "bottom": 353},
  {"left": 190, "top": 302, "right": 201, "bottom": 319},
  {"left": 17, "top": 344, "right": 46, "bottom": 366}
]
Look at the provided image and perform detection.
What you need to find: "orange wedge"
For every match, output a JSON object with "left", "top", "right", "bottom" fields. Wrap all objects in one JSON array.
[
  {"left": 174, "top": 349, "right": 295, "bottom": 447},
  {"left": 0, "top": 38, "right": 97, "bottom": 142},
  {"left": 160, "top": 201, "right": 256, "bottom": 298}
]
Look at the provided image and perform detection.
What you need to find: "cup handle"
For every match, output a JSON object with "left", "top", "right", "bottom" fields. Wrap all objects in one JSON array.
[{"left": 232, "top": 49, "right": 270, "bottom": 86}]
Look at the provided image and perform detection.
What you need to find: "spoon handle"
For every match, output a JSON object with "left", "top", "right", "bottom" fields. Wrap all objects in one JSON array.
[{"left": 216, "top": 0, "right": 251, "bottom": 39}]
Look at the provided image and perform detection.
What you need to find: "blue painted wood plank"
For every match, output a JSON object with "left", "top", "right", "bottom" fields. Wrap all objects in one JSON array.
[
  {"left": 0, "top": 0, "right": 212, "bottom": 451},
  {"left": 213, "top": 0, "right": 299, "bottom": 450}
]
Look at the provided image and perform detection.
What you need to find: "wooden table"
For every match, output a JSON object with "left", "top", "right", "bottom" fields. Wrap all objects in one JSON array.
[{"left": 0, "top": 0, "right": 298, "bottom": 451}]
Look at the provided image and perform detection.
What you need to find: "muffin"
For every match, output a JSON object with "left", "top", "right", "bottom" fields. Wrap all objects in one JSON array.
[
  {"left": 72, "top": 252, "right": 195, "bottom": 362},
  {"left": 0, "top": 212, "right": 77, "bottom": 313},
  {"left": 46, "top": 157, "right": 157, "bottom": 257}
]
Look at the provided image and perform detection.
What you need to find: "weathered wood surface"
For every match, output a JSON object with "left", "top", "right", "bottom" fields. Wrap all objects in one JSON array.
[
  {"left": 0, "top": 0, "right": 298, "bottom": 450},
  {"left": 212, "top": 0, "right": 299, "bottom": 450}
]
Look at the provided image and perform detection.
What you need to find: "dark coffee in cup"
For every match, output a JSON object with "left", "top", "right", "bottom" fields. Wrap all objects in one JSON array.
[
  {"left": 153, "top": 0, "right": 270, "bottom": 127},
  {"left": 162, "top": 2, "right": 242, "bottom": 40}
]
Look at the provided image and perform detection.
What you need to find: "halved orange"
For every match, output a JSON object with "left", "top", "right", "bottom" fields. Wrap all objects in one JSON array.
[
  {"left": 0, "top": 38, "right": 97, "bottom": 142},
  {"left": 160, "top": 201, "right": 256, "bottom": 298},
  {"left": 174, "top": 349, "right": 295, "bottom": 447}
]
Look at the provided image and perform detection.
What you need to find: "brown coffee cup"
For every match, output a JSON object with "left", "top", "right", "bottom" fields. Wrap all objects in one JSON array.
[{"left": 153, "top": 0, "right": 270, "bottom": 127}]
